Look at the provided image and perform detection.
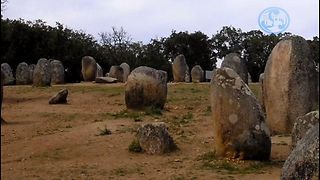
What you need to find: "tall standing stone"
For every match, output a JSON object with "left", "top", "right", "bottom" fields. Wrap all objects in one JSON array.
[
  {"left": 172, "top": 54, "right": 188, "bottom": 82},
  {"left": 29, "top": 64, "right": 35, "bottom": 84},
  {"left": 259, "top": 73, "right": 265, "bottom": 112},
  {"left": 185, "top": 65, "right": 190, "bottom": 82},
  {"left": 120, "top": 62, "right": 130, "bottom": 82},
  {"left": 263, "top": 36, "right": 318, "bottom": 134},
  {"left": 33, "top": 58, "right": 51, "bottom": 87},
  {"left": 248, "top": 73, "right": 252, "bottom": 83},
  {"left": 125, "top": 66, "right": 167, "bottom": 109},
  {"left": 109, "top": 66, "right": 124, "bottom": 82},
  {"left": 16, "top": 62, "right": 31, "bottom": 85},
  {"left": 191, "top": 65, "right": 204, "bottom": 82},
  {"left": 81, "top": 56, "right": 97, "bottom": 81},
  {"left": 1, "top": 70, "right": 5, "bottom": 124},
  {"left": 50, "top": 60, "right": 65, "bottom": 84},
  {"left": 210, "top": 68, "right": 271, "bottom": 160},
  {"left": 221, "top": 53, "right": 248, "bottom": 84},
  {"left": 96, "top": 63, "right": 103, "bottom": 77},
  {"left": 1, "top": 63, "right": 15, "bottom": 85}
]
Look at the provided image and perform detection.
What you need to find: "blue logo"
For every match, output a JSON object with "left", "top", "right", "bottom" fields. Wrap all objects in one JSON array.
[{"left": 258, "top": 7, "right": 290, "bottom": 34}]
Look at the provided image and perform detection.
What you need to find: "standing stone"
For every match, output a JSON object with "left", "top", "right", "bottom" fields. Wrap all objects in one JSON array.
[
  {"left": 136, "top": 122, "right": 177, "bottom": 154},
  {"left": 185, "top": 65, "right": 190, "bottom": 82},
  {"left": 263, "top": 36, "right": 318, "bottom": 134},
  {"left": 221, "top": 53, "right": 248, "bottom": 84},
  {"left": 96, "top": 63, "right": 103, "bottom": 77},
  {"left": 172, "top": 54, "right": 188, "bottom": 82},
  {"left": 1, "top": 70, "right": 5, "bottom": 124},
  {"left": 16, "top": 62, "right": 31, "bottom": 85},
  {"left": 50, "top": 60, "right": 64, "bottom": 84},
  {"left": 259, "top": 73, "right": 264, "bottom": 83},
  {"left": 120, "top": 62, "right": 130, "bottom": 82},
  {"left": 281, "top": 124, "right": 319, "bottom": 180},
  {"left": 210, "top": 68, "right": 271, "bottom": 160},
  {"left": 29, "top": 64, "right": 35, "bottom": 84},
  {"left": 259, "top": 73, "right": 265, "bottom": 112},
  {"left": 81, "top": 56, "right": 97, "bottom": 81},
  {"left": 33, "top": 58, "right": 51, "bottom": 87},
  {"left": 1, "top": 63, "right": 15, "bottom": 85},
  {"left": 191, "top": 65, "right": 204, "bottom": 82},
  {"left": 248, "top": 73, "right": 252, "bottom": 83},
  {"left": 109, "top": 66, "right": 124, "bottom": 82},
  {"left": 125, "top": 66, "right": 167, "bottom": 109},
  {"left": 291, "top": 111, "right": 319, "bottom": 149}
]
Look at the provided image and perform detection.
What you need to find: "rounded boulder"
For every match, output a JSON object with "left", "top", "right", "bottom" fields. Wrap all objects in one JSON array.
[{"left": 125, "top": 66, "right": 167, "bottom": 109}]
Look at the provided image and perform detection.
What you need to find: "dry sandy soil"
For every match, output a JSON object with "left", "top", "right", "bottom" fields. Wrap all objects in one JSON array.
[{"left": 1, "top": 82, "right": 291, "bottom": 180}]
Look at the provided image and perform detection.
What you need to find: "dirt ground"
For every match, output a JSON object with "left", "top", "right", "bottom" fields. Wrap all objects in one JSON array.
[{"left": 1, "top": 82, "right": 291, "bottom": 180}]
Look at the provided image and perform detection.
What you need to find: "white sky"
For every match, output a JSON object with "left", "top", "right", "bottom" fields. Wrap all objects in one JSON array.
[{"left": 2, "top": 0, "right": 319, "bottom": 43}]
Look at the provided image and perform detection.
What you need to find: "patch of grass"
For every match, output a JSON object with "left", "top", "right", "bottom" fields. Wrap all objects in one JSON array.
[
  {"left": 171, "top": 176, "right": 185, "bottom": 180},
  {"left": 183, "top": 112, "right": 193, "bottom": 120},
  {"left": 112, "top": 166, "right": 143, "bottom": 177},
  {"left": 197, "top": 151, "right": 216, "bottom": 161},
  {"left": 203, "top": 106, "right": 212, "bottom": 116},
  {"left": 145, "top": 106, "right": 163, "bottom": 116},
  {"left": 197, "top": 151, "right": 278, "bottom": 175},
  {"left": 114, "top": 168, "right": 127, "bottom": 176},
  {"left": 102, "top": 109, "right": 144, "bottom": 120},
  {"left": 96, "top": 125, "right": 112, "bottom": 136},
  {"left": 128, "top": 139, "right": 142, "bottom": 153}
]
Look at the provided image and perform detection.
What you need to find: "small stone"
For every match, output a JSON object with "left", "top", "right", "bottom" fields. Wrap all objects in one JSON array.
[{"left": 49, "top": 89, "right": 68, "bottom": 104}]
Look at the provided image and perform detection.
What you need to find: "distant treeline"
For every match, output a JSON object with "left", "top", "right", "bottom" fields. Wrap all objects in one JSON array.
[{"left": 1, "top": 18, "right": 319, "bottom": 82}]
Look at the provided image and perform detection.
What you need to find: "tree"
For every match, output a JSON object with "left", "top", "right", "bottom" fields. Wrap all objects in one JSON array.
[
  {"left": 1, "top": 0, "right": 8, "bottom": 13},
  {"left": 99, "top": 26, "right": 133, "bottom": 66},
  {"left": 163, "top": 30, "right": 214, "bottom": 70},
  {"left": 308, "top": 36, "right": 319, "bottom": 66},
  {"left": 211, "top": 26, "right": 244, "bottom": 61}
]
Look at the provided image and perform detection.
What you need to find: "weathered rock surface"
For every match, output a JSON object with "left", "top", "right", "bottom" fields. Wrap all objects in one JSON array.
[
  {"left": 120, "top": 62, "right": 130, "bottom": 82},
  {"left": 49, "top": 88, "right": 68, "bottom": 104},
  {"left": 1, "top": 63, "right": 15, "bottom": 85},
  {"left": 16, "top": 62, "right": 31, "bottom": 85},
  {"left": 108, "top": 66, "right": 124, "bottom": 82},
  {"left": 191, "top": 65, "right": 204, "bottom": 82},
  {"left": 172, "top": 54, "right": 188, "bottom": 82},
  {"left": 125, "top": 66, "right": 167, "bottom": 109},
  {"left": 263, "top": 36, "right": 318, "bottom": 134},
  {"left": 221, "top": 53, "right": 248, "bottom": 84},
  {"left": 81, "top": 56, "right": 97, "bottom": 81},
  {"left": 291, "top": 111, "right": 319, "bottom": 149},
  {"left": 210, "top": 67, "right": 271, "bottom": 160},
  {"left": 281, "top": 124, "right": 319, "bottom": 180},
  {"left": 50, "top": 60, "right": 64, "bottom": 84},
  {"left": 95, "top": 77, "right": 118, "bottom": 83},
  {"left": 96, "top": 63, "right": 103, "bottom": 77},
  {"left": 33, "top": 58, "right": 51, "bottom": 86},
  {"left": 136, "top": 122, "right": 177, "bottom": 154}
]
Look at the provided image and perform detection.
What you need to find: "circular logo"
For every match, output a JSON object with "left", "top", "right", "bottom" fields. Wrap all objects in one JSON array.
[{"left": 258, "top": 7, "right": 290, "bottom": 34}]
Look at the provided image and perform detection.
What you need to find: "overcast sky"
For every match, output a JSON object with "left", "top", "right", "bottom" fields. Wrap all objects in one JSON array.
[{"left": 2, "top": 0, "right": 319, "bottom": 43}]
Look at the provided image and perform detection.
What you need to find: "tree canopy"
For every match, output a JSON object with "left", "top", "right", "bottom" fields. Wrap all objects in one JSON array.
[{"left": 1, "top": 18, "right": 318, "bottom": 82}]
